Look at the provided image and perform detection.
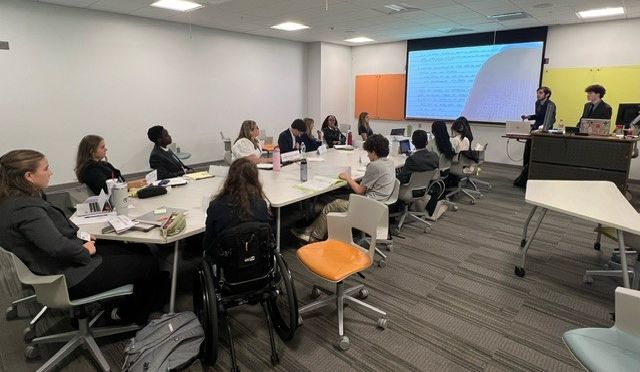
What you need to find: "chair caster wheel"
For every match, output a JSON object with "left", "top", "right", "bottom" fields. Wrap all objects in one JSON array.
[
  {"left": 386, "top": 244, "right": 393, "bottom": 252},
  {"left": 338, "top": 336, "right": 350, "bottom": 351},
  {"left": 6, "top": 305, "right": 18, "bottom": 320},
  {"left": 358, "top": 288, "right": 369, "bottom": 299},
  {"left": 452, "top": 206, "right": 459, "bottom": 211},
  {"left": 23, "top": 326, "right": 36, "bottom": 343},
  {"left": 297, "top": 315, "right": 303, "bottom": 326},
  {"left": 520, "top": 239, "right": 526, "bottom": 248},
  {"left": 310, "top": 287, "right": 321, "bottom": 299},
  {"left": 271, "top": 354, "right": 280, "bottom": 366},
  {"left": 514, "top": 266, "right": 525, "bottom": 277},
  {"left": 594, "top": 242, "right": 601, "bottom": 251},
  {"left": 478, "top": 194, "right": 484, "bottom": 199},
  {"left": 470, "top": 200, "right": 475, "bottom": 205},
  {"left": 377, "top": 318, "right": 388, "bottom": 330},
  {"left": 378, "top": 260, "right": 386, "bottom": 268},
  {"left": 25, "top": 345, "right": 39, "bottom": 360},
  {"left": 583, "top": 275, "right": 593, "bottom": 284}
]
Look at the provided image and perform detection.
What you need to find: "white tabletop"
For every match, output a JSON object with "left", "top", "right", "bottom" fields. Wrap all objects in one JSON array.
[
  {"left": 77, "top": 149, "right": 407, "bottom": 241},
  {"left": 525, "top": 180, "right": 640, "bottom": 235}
]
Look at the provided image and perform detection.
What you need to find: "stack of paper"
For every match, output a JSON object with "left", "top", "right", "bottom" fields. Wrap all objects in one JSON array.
[
  {"left": 185, "top": 171, "right": 214, "bottom": 180},
  {"left": 295, "top": 176, "right": 346, "bottom": 192},
  {"left": 108, "top": 215, "right": 137, "bottom": 233}
]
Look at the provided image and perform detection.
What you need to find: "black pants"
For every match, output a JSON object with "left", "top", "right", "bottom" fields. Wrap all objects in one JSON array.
[
  {"left": 68, "top": 241, "right": 169, "bottom": 324},
  {"left": 514, "top": 139, "right": 532, "bottom": 187}
]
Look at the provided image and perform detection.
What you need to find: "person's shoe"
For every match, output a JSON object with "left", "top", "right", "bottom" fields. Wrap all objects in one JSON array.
[
  {"left": 426, "top": 201, "right": 447, "bottom": 221},
  {"left": 290, "top": 227, "right": 310, "bottom": 243}
]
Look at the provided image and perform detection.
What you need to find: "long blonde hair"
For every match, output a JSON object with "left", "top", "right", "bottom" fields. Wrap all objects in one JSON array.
[
  {"left": 358, "top": 112, "right": 370, "bottom": 130},
  {"left": 235, "top": 120, "right": 260, "bottom": 150},
  {"left": 0, "top": 149, "right": 46, "bottom": 202},
  {"left": 304, "top": 118, "right": 315, "bottom": 139}
]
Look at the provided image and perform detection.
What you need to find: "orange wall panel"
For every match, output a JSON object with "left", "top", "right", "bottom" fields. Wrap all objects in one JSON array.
[
  {"left": 354, "top": 74, "right": 405, "bottom": 121},
  {"left": 355, "top": 75, "right": 378, "bottom": 118}
]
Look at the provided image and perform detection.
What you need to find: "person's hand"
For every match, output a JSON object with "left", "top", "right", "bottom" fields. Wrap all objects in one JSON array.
[
  {"left": 338, "top": 172, "right": 351, "bottom": 181},
  {"left": 90, "top": 234, "right": 97, "bottom": 241},
  {"left": 83, "top": 241, "right": 96, "bottom": 256},
  {"left": 521, "top": 115, "right": 527, "bottom": 120}
]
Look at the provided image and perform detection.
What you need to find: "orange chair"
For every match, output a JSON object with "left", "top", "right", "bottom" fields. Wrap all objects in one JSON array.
[{"left": 297, "top": 194, "right": 388, "bottom": 350}]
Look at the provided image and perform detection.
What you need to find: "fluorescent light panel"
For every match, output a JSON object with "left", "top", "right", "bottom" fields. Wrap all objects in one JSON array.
[
  {"left": 150, "top": 0, "right": 204, "bottom": 12},
  {"left": 577, "top": 7, "right": 624, "bottom": 18},
  {"left": 344, "top": 37, "right": 374, "bottom": 43},
  {"left": 271, "top": 22, "right": 310, "bottom": 31}
]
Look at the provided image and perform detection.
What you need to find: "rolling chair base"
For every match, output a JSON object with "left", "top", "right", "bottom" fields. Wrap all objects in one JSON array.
[
  {"left": 298, "top": 281, "right": 387, "bottom": 351},
  {"left": 27, "top": 310, "right": 139, "bottom": 372}
]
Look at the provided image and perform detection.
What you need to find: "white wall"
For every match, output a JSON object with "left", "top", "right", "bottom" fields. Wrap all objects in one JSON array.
[
  {"left": 350, "top": 18, "right": 640, "bottom": 177},
  {"left": 320, "top": 43, "right": 351, "bottom": 127},
  {"left": 0, "top": 0, "right": 307, "bottom": 184},
  {"left": 306, "top": 42, "right": 322, "bottom": 125}
]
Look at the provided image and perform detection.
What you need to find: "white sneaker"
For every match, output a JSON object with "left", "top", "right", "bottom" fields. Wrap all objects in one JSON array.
[
  {"left": 290, "top": 227, "right": 310, "bottom": 243},
  {"left": 426, "top": 201, "right": 447, "bottom": 221}
]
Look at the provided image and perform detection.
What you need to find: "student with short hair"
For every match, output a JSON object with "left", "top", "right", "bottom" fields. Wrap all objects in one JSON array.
[
  {"left": 579, "top": 84, "right": 612, "bottom": 122},
  {"left": 147, "top": 125, "right": 193, "bottom": 179},
  {"left": 0, "top": 150, "right": 169, "bottom": 325},
  {"left": 277, "top": 119, "right": 306, "bottom": 153},
  {"left": 292, "top": 134, "right": 395, "bottom": 242}
]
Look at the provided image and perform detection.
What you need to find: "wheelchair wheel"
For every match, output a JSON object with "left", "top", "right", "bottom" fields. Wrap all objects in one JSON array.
[
  {"left": 267, "top": 253, "right": 299, "bottom": 341},
  {"left": 193, "top": 260, "right": 218, "bottom": 365}
]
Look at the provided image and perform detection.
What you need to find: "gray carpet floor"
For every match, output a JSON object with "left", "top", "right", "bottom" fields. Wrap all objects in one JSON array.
[{"left": 1, "top": 163, "right": 634, "bottom": 372}]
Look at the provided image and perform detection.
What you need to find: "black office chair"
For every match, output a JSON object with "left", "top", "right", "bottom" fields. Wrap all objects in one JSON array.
[{"left": 193, "top": 222, "right": 298, "bottom": 372}]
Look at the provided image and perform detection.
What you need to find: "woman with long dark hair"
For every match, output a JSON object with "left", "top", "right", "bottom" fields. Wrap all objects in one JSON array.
[
  {"left": 450, "top": 119, "right": 471, "bottom": 153},
  {"left": 426, "top": 121, "right": 456, "bottom": 170},
  {"left": 204, "top": 157, "right": 270, "bottom": 240},
  {"left": 321, "top": 115, "right": 345, "bottom": 147},
  {"left": 0, "top": 150, "right": 168, "bottom": 325}
]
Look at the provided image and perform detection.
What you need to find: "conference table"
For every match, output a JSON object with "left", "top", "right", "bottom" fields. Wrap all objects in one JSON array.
[
  {"left": 75, "top": 148, "right": 406, "bottom": 312},
  {"left": 515, "top": 180, "right": 640, "bottom": 288}
]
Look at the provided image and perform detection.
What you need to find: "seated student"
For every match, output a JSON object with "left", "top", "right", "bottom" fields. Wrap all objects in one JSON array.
[
  {"left": 397, "top": 130, "right": 446, "bottom": 220},
  {"left": 0, "top": 150, "right": 169, "bottom": 325},
  {"left": 277, "top": 119, "right": 306, "bottom": 154},
  {"left": 147, "top": 125, "right": 193, "bottom": 179},
  {"left": 455, "top": 116, "right": 473, "bottom": 147},
  {"left": 321, "top": 115, "right": 346, "bottom": 148},
  {"left": 231, "top": 120, "right": 270, "bottom": 164},
  {"left": 204, "top": 158, "right": 270, "bottom": 243},
  {"left": 300, "top": 117, "right": 322, "bottom": 152},
  {"left": 75, "top": 135, "right": 146, "bottom": 195},
  {"left": 292, "top": 134, "right": 395, "bottom": 243},
  {"left": 357, "top": 112, "right": 374, "bottom": 141},
  {"left": 426, "top": 121, "right": 457, "bottom": 171},
  {"left": 578, "top": 84, "right": 613, "bottom": 124},
  {"left": 450, "top": 119, "right": 470, "bottom": 153}
]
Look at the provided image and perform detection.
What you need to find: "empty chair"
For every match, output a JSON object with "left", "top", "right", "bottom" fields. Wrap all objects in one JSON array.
[
  {"left": 297, "top": 194, "right": 388, "bottom": 351},
  {"left": 467, "top": 143, "right": 492, "bottom": 191},
  {"left": 0, "top": 247, "right": 139, "bottom": 372},
  {"left": 563, "top": 287, "right": 640, "bottom": 371},
  {"left": 584, "top": 225, "right": 640, "bottom": 289},
  {"left": 397, "top": 169, "right": 439, "bottom": 232},
  {"left": 445, "top": 152, "right": 482, "bottom": 204}
]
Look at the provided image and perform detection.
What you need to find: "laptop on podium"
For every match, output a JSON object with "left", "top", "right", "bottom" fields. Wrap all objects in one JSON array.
[{"left": 505, "top": 121, "right": 531, "bottom": 136}]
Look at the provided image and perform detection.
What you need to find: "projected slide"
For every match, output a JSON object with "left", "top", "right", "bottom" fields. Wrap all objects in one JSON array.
[{"left": 406, "top": 42, "right": 544, "bottom": 122}]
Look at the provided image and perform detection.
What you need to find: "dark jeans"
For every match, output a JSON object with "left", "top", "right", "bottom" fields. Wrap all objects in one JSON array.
[
  {"left": 514, "top": 139, "right": 532, "bottom": 187},
  {"left": 68, "top": 241, "right": 169, "bottom": 324}
]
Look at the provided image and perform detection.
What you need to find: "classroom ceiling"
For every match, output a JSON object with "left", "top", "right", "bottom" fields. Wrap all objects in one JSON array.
[{"left": 36, "top": 0, "right": 640, "bottom": 45}]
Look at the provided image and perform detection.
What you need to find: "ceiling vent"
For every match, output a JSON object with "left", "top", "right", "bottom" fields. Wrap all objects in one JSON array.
[
  {"left": 438, "top": 27, "right": 474, "bottom": 34},
  {"left": 488, "top": 12, "right": 531, "bottom": 21},
  {"left": 372, "top": 3, "right": 423, "bottom": 15}
]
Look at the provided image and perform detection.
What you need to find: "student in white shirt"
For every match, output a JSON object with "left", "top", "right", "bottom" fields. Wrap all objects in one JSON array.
[
  {"left": 450, "top": 120, "right": 470, "bottom": 153},
  {"left": 231, "top": 120, "right": 270, "bottom": 164}
]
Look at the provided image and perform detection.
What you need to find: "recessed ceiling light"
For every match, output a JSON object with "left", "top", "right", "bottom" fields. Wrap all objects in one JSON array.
[
  {"left": 577, "top": 7, "right": 624, "bottom": 19},
  {"left": 344, "top": 37, "right": 375, "bottom": 43},
  {"left": 271, "top": 22, "right": 310, "bottom": 31},
  {"left": 150, "top": 0, "right": 204, "bottom": 12},
  {"left": 384, "top": 4, "right": 406, "bottom": 12}
]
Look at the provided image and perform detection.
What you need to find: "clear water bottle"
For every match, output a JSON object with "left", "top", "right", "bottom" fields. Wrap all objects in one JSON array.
[
  {"left": 273, "top": 146, "right": 281, "bottom": 172},
  {"left": 300, "top": 159, "right": 308, "bottom": 182},
  {"left": 300, "top": 141, "right": 306, "bottom": 158}
]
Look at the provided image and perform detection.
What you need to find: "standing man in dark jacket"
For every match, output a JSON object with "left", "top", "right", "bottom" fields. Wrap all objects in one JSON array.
[{"left": 147, "top": 125, "right": 192, "bottom": 179}]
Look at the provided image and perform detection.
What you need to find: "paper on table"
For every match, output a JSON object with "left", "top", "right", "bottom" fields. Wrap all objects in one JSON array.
[
  {"left": 108, "top": 215, "right": 137, "bottom": 233},
  {"left": 294, "top": 176, "right": 346, "bottom": 192},
  {"left": 70, "top": 212, "right": 117, "bottom": 225},
  {"left": 305, "top": 157, "right": 325, "bottom": 162},
  {"left": 184, "top": 171, "right": 213, "bottom": 180},
  {"left": 152, "top": 177, "right": 188, "bottom": 186},
  {"left": 145, "top": 170, "right": 158, "bottom": 185},
  {"left": 334, "top": 145, "right": 354, "bottom": 150},
  {"left": 257, "top": 163, "right": 273, "bottom": 169}
]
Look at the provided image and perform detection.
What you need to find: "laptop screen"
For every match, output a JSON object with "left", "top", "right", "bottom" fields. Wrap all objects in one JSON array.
[
  {"left": 390, "top": 128, "right": 405, "bottom": 136},
  {"left": 399, "top": 139, "right": 411, "bottom": 154}
]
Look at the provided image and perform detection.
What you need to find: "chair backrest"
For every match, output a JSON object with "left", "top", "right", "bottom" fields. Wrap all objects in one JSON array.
[
  {"left": 344, "top": 194, "right": 388, "bottom": 260},
  {"left": 0, "top": 247, "right": 72, "bottom": 308},
  {"left": 339, "top": 124, "right": 351, "bottom": 133},
  {"left": 398, "top": 169, "right": 439, "bottom": 203},
  {"left": 223, "top": 152, "right": 233, "bottom": 165},
  {"left": 477, "top": 143, "right": 487, "bottom": 163},
  {"left": 205, "top": 222, "right": 276, "bottom": 292}
]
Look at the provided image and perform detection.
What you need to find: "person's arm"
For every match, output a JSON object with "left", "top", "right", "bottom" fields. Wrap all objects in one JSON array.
[
  {"left": 83, "top": 166, "right": 108, "bottom": 195},
  {"left": 338, "top": 172, "right": 366, "bottom": 195},
  {"left": 604, "top": 104, "right": 613, "bottom": 120},
  {"left": 14, "top": 206, "right": 93, "bottom": 264}
]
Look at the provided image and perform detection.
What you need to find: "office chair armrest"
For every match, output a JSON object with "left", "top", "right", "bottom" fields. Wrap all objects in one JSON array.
[
  {"left": 327, "top": 212, "right": 351, "bottom": 242},
  {"left": 615, "top": 287, "right": 640, "bottom": 337}
]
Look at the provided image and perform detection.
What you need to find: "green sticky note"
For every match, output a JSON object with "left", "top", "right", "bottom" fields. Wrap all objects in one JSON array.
[{"left": 154, "top": 208, "right": 167, "bottom": 215}]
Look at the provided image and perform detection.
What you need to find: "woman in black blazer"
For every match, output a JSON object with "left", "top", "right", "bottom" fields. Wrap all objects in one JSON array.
[
  {"left": 0, "top": 150, "right": 168, "bottom": 324},
  {"left": 321, "top": 115, "right": 345, "bottom": 148},
  {"left": 75, "top": 135, "right": 125, "bottom": 195}
]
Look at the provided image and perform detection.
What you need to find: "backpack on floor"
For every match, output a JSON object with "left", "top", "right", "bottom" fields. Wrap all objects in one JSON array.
[{"left": 123, "top": 311, "right": 204, "bottom": 372}]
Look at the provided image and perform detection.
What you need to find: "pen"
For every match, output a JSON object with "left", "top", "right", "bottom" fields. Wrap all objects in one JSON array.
[{"left": 84, "top": 213, "right": 109, "bottom": 218}]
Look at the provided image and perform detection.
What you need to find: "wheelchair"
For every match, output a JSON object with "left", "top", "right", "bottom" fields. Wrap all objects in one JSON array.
[{"left": 193, "top": 222, "right": 298, "bottom": 372}]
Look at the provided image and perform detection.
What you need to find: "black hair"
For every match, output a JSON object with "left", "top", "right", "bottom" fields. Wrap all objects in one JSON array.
[
  {"left": 363, "top": 134, "right": 389, "bottom": 158},
  {"left": 291, "top": 119, "right": 306, "bottom": 132},
  {"left": 147, "top": 125, "right": 164, "bottom": 144},
  {"left": 411, "top": 129, "right": 428, "bottom": 149},
  {"left": 431, "top": 121, "right": 456, "bottom": 160},
  {"left": 452, "top": 116, "right": 473, "bottom": 143},
  {"left": 321, "top": 115, "right": 337, "bottom": 130},
  {"left": 585, "top": 84, "right": 606, "bottom": 98}
]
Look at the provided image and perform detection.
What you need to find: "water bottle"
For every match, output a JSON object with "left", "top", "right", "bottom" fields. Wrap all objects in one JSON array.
[
  {"left": 300, "top": 141, "right": 306, "bottom": 158},
  {"left": 558, "top": 119, "right": 565, "bottom": 134},
  {"left": 406, "top": 124, "right": 413, "bottom": 137},
  {"left": 112, "top": 182, "right": 129, "bottom": 216},
  {"left": 273, "top": 146, "right": 281, "bottom": 171},
  {"left": 347, "top": 130, "right": 353, "bottom": 146},
  {"left": 300, "top": 159, "right": 308, "bottom": 182}
]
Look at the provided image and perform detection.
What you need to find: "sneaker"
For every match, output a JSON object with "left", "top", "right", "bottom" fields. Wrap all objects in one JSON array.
[
  {"left": 290, "top": 227, "right": 310, "bottom": 243},
  {"left": 426, "top": 201, "right": 447, "bottom": 221}
]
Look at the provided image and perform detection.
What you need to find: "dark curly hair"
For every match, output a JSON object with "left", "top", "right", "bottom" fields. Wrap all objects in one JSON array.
[{"left": 362, "top": 134, "right": 389, "bottom": 158}]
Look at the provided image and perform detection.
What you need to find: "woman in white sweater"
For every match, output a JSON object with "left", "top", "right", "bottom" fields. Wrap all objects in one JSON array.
[{"left": 231, "top": 120, "right": 270, "bottom": 164}]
